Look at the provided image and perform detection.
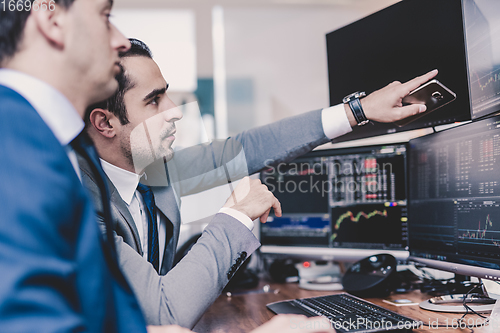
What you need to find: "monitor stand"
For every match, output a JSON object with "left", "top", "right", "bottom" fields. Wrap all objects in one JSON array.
[
  {"left": 419, "top": 293, "right": 496, "bottom": 313},
  {"left": 419, "top": 275, "right": 496, "bottom": 313},
  {"left": 296, "top": 261, "right": 344, "bottom": 291}
]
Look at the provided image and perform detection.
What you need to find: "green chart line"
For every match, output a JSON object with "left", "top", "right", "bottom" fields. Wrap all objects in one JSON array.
[{"left": 331, "top": 209, "right": 387, "bottom": 241}]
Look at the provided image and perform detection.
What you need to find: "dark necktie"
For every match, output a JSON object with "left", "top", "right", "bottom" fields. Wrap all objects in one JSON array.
[
  {"left": 70, "top": 131, "right": 131, "bottom": 289},
  {"left": 137, "top": 183, "right": 160, "bottom": 273}
]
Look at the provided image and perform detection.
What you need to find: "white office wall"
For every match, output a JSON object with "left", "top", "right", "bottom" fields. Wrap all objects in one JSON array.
[{"left": 111, "top": 9, "right": 197, "bottom": 92}]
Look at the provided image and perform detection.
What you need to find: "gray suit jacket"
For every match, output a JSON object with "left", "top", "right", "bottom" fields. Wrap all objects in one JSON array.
[{"left": 80, "top": 109, "right": 331, "bottom": 328}]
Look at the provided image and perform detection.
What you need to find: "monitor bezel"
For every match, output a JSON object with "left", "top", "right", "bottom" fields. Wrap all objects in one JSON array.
[
  {"left": 409, "top": 256, "right": 500, "bottom": 281},
  {"left": 260, "top": 245, "right": 409, "bottom": 262}
]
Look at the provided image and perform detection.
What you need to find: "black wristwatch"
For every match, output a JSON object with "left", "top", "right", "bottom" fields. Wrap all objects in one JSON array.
[{"left": 343, "top": 91, "right": 369, "bottom": 126}]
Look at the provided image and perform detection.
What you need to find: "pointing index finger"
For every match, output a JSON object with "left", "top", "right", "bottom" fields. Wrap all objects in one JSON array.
[
  {"left": 273, "top": 196, "right": 282, "bottom": 217},
  {"left": 401, "top": 69, "right": 438, "bottom": 94}
]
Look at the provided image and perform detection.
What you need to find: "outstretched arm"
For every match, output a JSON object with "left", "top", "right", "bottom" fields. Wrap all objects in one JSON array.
[{"left": 167, "top": 70, "right": 438, "bottom": 197}]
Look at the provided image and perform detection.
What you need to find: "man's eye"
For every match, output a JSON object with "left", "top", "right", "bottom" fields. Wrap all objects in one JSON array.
[
  {"left": 104, "top": 13, "right": 112, "bottom": 26},
  {"left": 150, "top": 97, "right": 160, "bottom": 105}
]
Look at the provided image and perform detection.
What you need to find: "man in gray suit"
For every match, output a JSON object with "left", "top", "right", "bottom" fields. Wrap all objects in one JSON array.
[{"left": 81, "top": 39, "right": 437, "bottom": 328}]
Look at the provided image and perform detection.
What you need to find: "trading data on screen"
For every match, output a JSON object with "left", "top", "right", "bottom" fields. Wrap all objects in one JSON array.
[
  {"left": 260, "top": 144, "right": 408, "bottom": 250},
  {"left": 409, "top": 116, "right": 500, "bottom": 263}
]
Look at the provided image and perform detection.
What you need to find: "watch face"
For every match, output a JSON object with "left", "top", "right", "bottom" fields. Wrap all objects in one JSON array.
[
  {"left": 343, "top": 92, "right": 359, "bottom": 103},
  {"left": 343, "top": 91, "right": 364, "bottom": 103}
]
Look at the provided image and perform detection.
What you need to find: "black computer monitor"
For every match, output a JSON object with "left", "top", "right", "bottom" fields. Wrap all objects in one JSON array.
[
  {"left": 259, "top": 143, "right": 409, "bottom": 262},
  {"left": 408, "top": 114, "right": 500, "bottom": 281},
  {"left": 464, "top": 0, "right": 500, "bottom": 120},
  {"left": 326, "top": 0, "right": 471, "bottom": 143}
]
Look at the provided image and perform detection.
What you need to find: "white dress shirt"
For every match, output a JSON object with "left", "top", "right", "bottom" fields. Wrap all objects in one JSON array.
[
  {"left": 100, "top": 159, "right": 167, "bottom": 268},
  {"left": 0, "top": 69, "right": 84, "bottom": 177},
  {"left": 321, "top": 103, "right": 353, "bottom": 139}
]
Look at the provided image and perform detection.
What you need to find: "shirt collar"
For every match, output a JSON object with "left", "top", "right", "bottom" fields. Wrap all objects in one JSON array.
[
  {"left": 0, "top": 69, "right": 84, "bottom": 146},
  {"left": 100, "top": 159, "right": 143, "bottom": 205}
]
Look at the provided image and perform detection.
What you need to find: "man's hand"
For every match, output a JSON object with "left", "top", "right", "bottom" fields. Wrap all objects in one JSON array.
[
  {"left": 345, "top": 69, "right": 439, "bottom": 126},
  {"left": 250, "top": 315, "right": 336, "bottom": 333},
  {"left": 224, "top": 176, "right": 282, "bottom": 223}
]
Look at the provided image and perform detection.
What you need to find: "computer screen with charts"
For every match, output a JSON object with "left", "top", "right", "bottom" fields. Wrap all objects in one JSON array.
[
  {"left": 326, "top": 0, "right": 471, "bottom": 143},
  {"left": 259, "top": 144, "right": 409, "bottom": 261},
  {"left": 408, "top": 114, "right": 500, "bottom": 280},
  {"left": 463, "top": 0, "right": 500, "bottom": 120}
]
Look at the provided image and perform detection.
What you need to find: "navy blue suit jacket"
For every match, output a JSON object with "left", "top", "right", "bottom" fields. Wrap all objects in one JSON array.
[{"left": 0, "top": 85, "right": 147, "bottom": 332}]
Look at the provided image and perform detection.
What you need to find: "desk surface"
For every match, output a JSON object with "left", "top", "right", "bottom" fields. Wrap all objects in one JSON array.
[{"left": 193, "top": 280, "right": 490, "bottom": 333}]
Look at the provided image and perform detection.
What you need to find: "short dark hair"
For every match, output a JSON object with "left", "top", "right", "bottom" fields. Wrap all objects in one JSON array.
[
  {"left": 0, "top": 0, "right": 75, "bottom": 65},
  {"left": 85, "top": 38, "right": 153, "bottom": 126}
]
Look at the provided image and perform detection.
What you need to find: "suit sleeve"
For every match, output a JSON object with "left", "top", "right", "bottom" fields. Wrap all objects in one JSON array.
[
  {"left": 0, "top": 102, "right": 88, "bottom": 332},
  {"left": 168, "top": 109, "right": 330, "bottom": 196},
  {"left": 81, "top": 152, "right": 260, "bottom": 328},
  {"left": 116, "top": 213, "right": 260, "bottom": 328}
]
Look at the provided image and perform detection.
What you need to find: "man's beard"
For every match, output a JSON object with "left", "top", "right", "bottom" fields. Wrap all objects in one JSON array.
[{"left": 124, "top": 126, "right": 175, "bottom": 174}]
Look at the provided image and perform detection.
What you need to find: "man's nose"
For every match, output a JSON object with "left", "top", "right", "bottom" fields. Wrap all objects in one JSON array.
[{"left": 162, "top": 101, "right": 183, "bottom": 122}]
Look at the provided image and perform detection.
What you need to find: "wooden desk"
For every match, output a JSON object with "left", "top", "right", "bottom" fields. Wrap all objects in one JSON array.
[{"left": 193, "top": 280, "right": 490, "bottom": 333}]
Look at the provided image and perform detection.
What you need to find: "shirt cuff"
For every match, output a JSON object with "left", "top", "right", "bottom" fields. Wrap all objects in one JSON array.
[
  {"left": 218, "top": 207, "right": 254, "bottom": 231},
  {"left": 321, "top": 103, "right": 353, "bottom": 140}
]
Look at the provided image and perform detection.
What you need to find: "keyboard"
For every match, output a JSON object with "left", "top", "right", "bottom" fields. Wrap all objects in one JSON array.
[{"left": 267, "top": 293, "right": 422, "bottom": 332}]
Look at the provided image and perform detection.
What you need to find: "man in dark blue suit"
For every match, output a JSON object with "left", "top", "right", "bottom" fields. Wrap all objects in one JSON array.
[{"left": 0, "top": 0, "right": 150, "bottom": 332}]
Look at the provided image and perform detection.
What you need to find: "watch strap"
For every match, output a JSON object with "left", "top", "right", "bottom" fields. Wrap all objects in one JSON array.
[{"left": 348, "top": 97, "right": 369, "bottom": 126}]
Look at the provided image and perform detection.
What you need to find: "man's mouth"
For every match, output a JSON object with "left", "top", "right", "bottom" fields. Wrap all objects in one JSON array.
[
  {"left": 114, "top": 62, "right": 123, "bottom": 75},
  {"left": 165, "top": 130, "right": 176, "bottom": 141}
]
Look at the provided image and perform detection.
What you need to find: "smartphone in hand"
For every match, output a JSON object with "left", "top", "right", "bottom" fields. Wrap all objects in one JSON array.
[{"left": 395, "top": 79, "right": 456, "bottom": 127}]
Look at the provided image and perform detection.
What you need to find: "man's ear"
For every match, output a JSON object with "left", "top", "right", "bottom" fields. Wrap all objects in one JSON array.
[
  {"left": 90, "top": 109, "right": 118, "bottom": 138},
  {"left": 31, "top": 0, "right": 67, "bottom": 48}
]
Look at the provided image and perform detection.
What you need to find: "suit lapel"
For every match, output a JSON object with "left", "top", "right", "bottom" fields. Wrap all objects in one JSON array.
[
  {"left": 109, "top": 188, "right": 143, "bottom": 255},
  {"left": 78, "top": 154, "right": 143, "bottom": 254},
  {"left": 152, "top": 185, "right": 181, "bottom": 273},
  {"left": 153, "top": 186, "right": 179, "bottom": 224}
]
